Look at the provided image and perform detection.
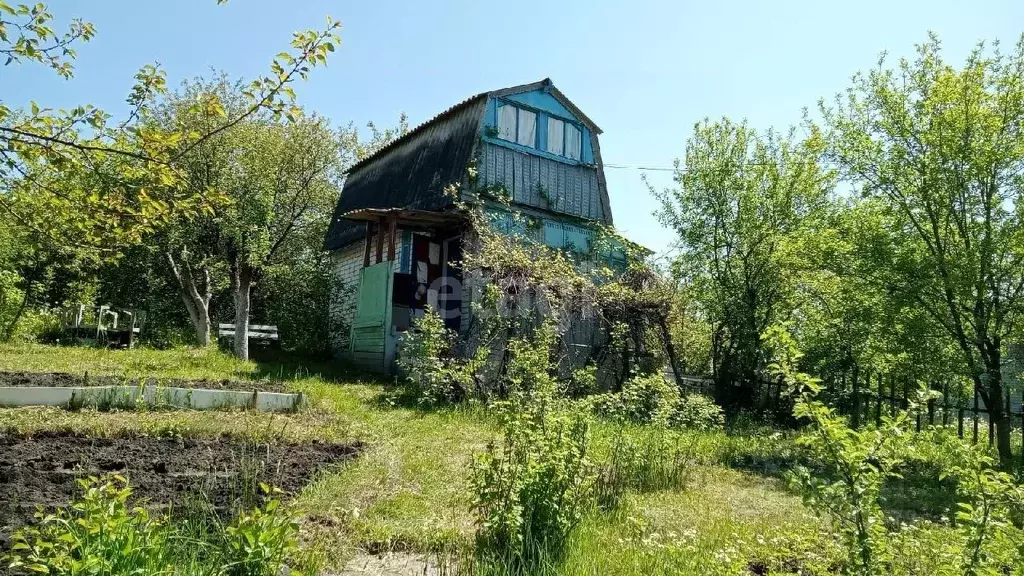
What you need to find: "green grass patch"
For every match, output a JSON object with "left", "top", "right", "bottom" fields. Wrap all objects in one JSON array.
[{"left": 0, "top": 343, "right": 844, "bottom": 574}]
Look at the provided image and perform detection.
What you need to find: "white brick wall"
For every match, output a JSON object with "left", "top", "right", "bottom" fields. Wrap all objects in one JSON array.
[{"left": 328, "top": 243, "right": 364, "bottom": 357}]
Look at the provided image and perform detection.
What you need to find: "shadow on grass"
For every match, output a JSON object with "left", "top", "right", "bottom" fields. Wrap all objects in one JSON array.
[
  {"left": 246, "top": 348, "right": 391, "bottom": 387},
  {"left": 703, "top": 428, "right": 962, "bottom": 523}
]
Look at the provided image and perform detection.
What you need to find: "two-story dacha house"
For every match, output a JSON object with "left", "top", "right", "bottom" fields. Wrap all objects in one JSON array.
[{"left": 323, "top": 79, "right": 622, "bottom": 372}]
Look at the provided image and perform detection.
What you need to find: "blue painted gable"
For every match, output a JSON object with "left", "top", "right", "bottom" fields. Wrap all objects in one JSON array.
[
  {"left": 505, "top": 90, "right": 578, "bottom": 123},
  {"left": 481, "top": 86, "right": 595, "bottom": 165}
]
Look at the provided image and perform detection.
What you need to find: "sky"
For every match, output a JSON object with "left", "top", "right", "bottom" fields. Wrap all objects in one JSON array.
[{"left": 5, "top": 0, "right": 1023, "bottom": 256}]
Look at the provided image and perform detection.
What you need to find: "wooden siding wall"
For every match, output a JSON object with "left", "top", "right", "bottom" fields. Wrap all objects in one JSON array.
[{"left": 479, "top": 142, "right": 605, "bottom": 222}]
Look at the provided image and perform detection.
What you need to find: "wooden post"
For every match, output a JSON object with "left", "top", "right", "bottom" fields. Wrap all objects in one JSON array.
[
  {"left": 375, "top": 217, "right": 385, "bottom": 264},
  {"left": 852, "top": 365, "right": 861, "bottom": 429},
  {"left": 658, "top": 314, "right": 684, "bottom": 392},
  {"left": 362, "top": 222, "right": 373, "bottom": 268},
  {"left": 386, "top": 216, "right": 398, "bottom": 262}
]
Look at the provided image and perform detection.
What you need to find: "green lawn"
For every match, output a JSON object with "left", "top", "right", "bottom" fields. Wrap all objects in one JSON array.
[{"left": 0, "top": 342, "right": 829, "bottom": 574}]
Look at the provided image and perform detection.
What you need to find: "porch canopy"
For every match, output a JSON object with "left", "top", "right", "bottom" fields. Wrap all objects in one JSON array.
[{"left": 341, "top": 207, "right": 465, "bottom": 267}]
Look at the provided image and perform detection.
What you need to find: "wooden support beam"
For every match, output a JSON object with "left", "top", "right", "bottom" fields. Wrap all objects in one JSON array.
[
  {"left": 375, "top": 217, "right": 385, "bottom": 264},
  {"left": 363, "top": 222, "right": 373, "bottom": 268},
  {"left": 387, "top": 216, "right": 398, "bottom": 262}
]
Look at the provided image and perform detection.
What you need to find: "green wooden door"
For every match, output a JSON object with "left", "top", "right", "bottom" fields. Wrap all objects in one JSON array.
[{"left": 350, "top": 262, "right": 392, "bottom": 371}]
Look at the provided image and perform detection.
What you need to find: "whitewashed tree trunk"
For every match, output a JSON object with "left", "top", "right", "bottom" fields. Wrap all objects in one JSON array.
[
  {"left": 166, "top": 251, "right": 212, "bottom": 347},
  {"left": 231, "top": 262, "right": 254, "bottom": 361}
]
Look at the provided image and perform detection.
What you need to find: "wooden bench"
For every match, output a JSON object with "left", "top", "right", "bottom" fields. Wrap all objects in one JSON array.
[{"left": 217, "top": 323, "right": 280, "bottom": 347}]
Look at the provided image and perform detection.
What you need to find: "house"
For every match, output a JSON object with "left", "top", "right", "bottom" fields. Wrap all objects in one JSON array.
[{"left": 323, "top": 78, "right": 622, "bottom": 372}]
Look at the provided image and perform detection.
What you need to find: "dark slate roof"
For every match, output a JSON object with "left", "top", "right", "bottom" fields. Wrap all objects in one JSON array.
[
  {"left": 323, "top": 79, "right": 600, "bottom": 251},
  {"left": 323, "top": 94, "right": 487, "bottom": 250}
]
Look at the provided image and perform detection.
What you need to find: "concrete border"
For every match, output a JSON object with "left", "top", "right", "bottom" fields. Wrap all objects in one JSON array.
[{"left": 0, "top": 385, "right": 305, "bottom": 412}]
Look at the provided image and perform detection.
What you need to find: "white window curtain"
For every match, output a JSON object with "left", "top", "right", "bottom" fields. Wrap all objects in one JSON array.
[
  {"left": 517, "top": 109, "right": 536, "bottom": 147},
  {"left": 498, "top": 104, "right": 517, "bottom": 141},
  {"left": 565, "top": 124, "right": 581, "bottom": 160},
  {"left": 547, "top": 117, "right": 564, "bottom": 155}
]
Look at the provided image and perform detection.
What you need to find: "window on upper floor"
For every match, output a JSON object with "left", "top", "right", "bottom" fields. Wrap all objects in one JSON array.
[
  {"left": 497, "top": 103, "right": 537, "bottom": 148},
  {"left": 546, "top": 117, "right": 564, "bottom": 155},
  {"left": 498, "top": 104, "right": 517, "bottom": 141},
  {"left": 517, "top": 109, "right": 536, "bottom": 147},
  {"left": 565, "top": 123, "right": 582, "bottom": 161}
]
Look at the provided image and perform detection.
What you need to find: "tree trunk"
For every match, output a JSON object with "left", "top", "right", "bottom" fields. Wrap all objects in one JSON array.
[
  {"left": 231, "top": 261, "right": 254, "bottom": 361},
  {"left": 166, "top": 251, "right": 212, "bottom": 347},
  {"left": 2, "top": 286, "right": 31, "bottom": 341},
  {"left": 983, "top": 360, "right": 1013, "bottom": 463}
]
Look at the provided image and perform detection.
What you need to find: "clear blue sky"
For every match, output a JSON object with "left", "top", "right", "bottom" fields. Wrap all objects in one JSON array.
[{"left": 6, "top": 0, "right": 1022, "bottom": 255}]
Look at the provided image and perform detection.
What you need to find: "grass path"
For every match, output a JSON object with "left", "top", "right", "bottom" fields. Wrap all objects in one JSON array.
[{"left": 0, "top": 343, "right": 827, "bottom": 574}]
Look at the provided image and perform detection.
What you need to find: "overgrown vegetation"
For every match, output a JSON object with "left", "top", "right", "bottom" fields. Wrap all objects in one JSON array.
[{"left": 4, "top": 476, "right": 313, "bottom": 576}]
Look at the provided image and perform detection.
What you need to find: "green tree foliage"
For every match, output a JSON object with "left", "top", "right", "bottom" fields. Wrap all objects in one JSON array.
[
  {"left": 653, "top": 118, "right": 832, "bottom": 408},
  {"left": 767, "top": 324, "right": 1024, "bottom": 575},
  {"left": 818, "top": 34, "right": 1024, "bottom": 461},
  {"left": 0, "top": 1, "right": 342, "bottom": 254}
]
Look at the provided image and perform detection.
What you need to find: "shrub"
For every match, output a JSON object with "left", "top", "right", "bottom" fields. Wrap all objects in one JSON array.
[
  {"left": 396, "top": 308, "right": 474, "bottom": 405},
  {"left": 592, "top": 372, "right": 680, "bottom": 426},
  {"left": 591, "top": 373, "right": 724, "bottom": 432},
  {"left": 668, "top": 393, "right": 724, "bottom": 431},
  {"left": 222, "top": 485, "right": 301, "bottom": 576},
  {"left": 766, "top": 324, "right": 1024, "bottom": 575},
  {"left": 470, "top": 327, "right": 596, "bottom": 570}
]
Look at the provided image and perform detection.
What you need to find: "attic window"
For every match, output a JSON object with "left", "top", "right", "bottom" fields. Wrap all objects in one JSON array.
[
  {"left": 498, "top": 104, "right": 517, "bottom": 141},
  {"left": 546, "top": 118, "right": 564, "bottom": 155},
  {"left": 496, "top": 103, "right": 536, "bottom": 148},
  {"left": 565, "top": 124, "right": 582, "bottom": 161},
  {"left": 516, "top": 109, "right": 536, "bottom": 147}
]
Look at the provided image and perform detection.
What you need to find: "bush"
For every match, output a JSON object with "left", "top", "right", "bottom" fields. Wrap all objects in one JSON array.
[
  {"left": 5, "top": 476, "right": 169, "bottom": 575},
  {"left": 591, "top": 373, "right": 724, "bottom": 431},
  {"left": 470, "top": 326, "right": 596, "bottom": 570},
  {"left": 396, "top": 308, "right": 474, "bottom": 405},
  {"left": 592, "top": 372, "right": 680, "bottom": 426},
  {"left": 668, "top": 393, "right": 724, "bottom": 431}
]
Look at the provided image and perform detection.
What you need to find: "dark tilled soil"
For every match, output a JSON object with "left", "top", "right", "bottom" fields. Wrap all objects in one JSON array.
[
  {"left": 0, "top": 370, "right": 290, "bottom": 393},
  {"left": 0, "top": 432, "right": 360, "bottom": 545}
]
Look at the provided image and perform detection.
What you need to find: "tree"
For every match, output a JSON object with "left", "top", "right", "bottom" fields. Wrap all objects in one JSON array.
[
  {"left": 653, "top": 118, "right": 831, "bottom": 408},
  {"left": 819, "top": 34, "right": 1024, "bottom": 461},
  {"left": 220, "top": 118, "right": 342, "bottom": 359},
  {"left": 1, "top": 1, "right": 342, "bottom": 254}
]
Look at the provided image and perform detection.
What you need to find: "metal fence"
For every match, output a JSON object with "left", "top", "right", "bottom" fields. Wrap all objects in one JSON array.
[{"left": 824, "top": 366, "right": 1024, "bottom": 450}]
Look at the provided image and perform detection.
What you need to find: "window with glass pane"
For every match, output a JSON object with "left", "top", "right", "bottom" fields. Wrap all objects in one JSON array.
[
  {"left": 517, "top": 109, "right": 536, "bottom": 147},
  {"left": 547, "top": 117, "right": 564, "bottom": 155},
  {"left": 565, "top": 124, "right": 581, "bottom": 160},
  {"left": 498, "top": 104, "right": 517, "bottom": 141}
]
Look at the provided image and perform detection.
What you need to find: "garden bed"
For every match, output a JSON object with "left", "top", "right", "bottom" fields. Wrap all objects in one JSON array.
[
  {"left": 0, "top": 431, "right": 361, "bottom": 544},
  {"left": 0, "top": 370, "right": 290, "bottom": 393}
]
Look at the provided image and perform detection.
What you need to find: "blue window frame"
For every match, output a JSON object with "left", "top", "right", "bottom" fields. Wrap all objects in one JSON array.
[{"left": 497, "top": 103, "right": 537, "bottom": 148}]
